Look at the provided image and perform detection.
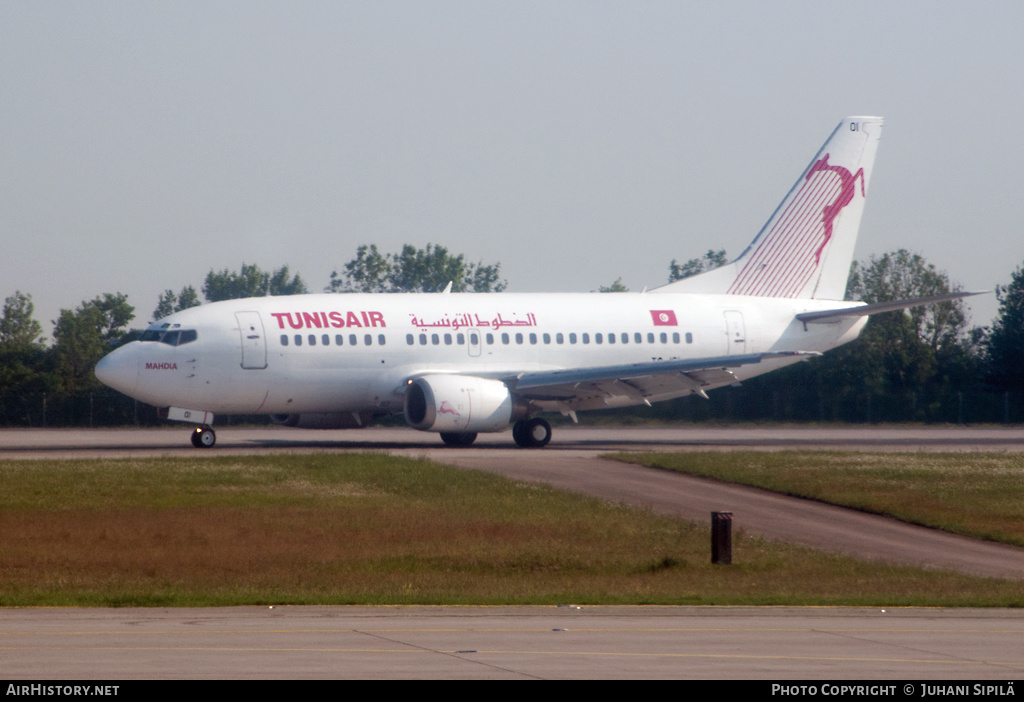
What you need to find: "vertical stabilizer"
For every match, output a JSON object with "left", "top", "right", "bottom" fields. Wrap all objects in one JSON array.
[{"left": 657, "top": 116, "right": 883, "bottom": 300}]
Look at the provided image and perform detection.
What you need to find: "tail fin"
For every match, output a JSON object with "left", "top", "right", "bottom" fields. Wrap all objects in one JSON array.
[{"left": 657, "top": 116, "right": 883, "bottom": 300}]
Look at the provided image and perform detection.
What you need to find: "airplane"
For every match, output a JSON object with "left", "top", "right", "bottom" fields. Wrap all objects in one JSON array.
[{"left": 94, "top": 115, "right": 978, "bottom": 449}]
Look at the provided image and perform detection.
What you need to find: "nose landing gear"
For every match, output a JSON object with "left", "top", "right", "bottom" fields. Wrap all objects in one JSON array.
[{"left": 190, "top": 425, "right": 216, "bottom": 448}]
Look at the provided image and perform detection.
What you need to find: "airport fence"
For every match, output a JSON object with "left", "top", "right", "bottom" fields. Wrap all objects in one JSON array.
[
  {"left": 0, "top": 390, "right": 271, "bottom": 428},
  {"left": 620, "top": 383, "right": 1024, "bottom": 425}
]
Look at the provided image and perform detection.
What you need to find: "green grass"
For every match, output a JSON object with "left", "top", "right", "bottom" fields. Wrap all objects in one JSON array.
[
  {"left": 0, "top": 453, "right": 1021, "bottom": 607},
  {"left": 614, "top": 451, "right": 1024, "bottom": 546}
]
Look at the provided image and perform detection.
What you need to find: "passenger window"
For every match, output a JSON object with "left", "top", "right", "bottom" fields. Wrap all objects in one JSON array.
[
  {"left": 406, "top": 334, "right": 414, "bottom": 345},
  {"left": 569, "top": 333, "right": 577, "bottom": 344},
  {"left": 444, "top": 333, "right": 452, "bottom": 345},
  {"left": 660, "top": 332, "right": 667, "bottom": 343},
  {"left": 294, "top": 335, "right": 302, "bottom": 346},
  {"left": 685, "top": 332, "right": 693, "bottom": 344},
  {"left": 431, "top": 334, "right": 439, "bottom": 345},
  {"left": 595, "top": 333, "right": 603, "bottom": 344},
  {"left": 529, "top": 333, "right": 537, "bottom": 345},
  {"left": 336, "top": 335, "right": 344, "bottom": 346},
  {"left": 486, "top": 333, "right": 494, "bottom": 345},
  {"left": 457, "top": 333, "right": 465, "bottom": 345},
  {"left": 378, "top": 334, "right": 386, "bottom": 346},
  {"left": 515, "top": 333, "right": 523, "bottom": 344},
  {"left": 556, "top": 333, "right": 563, "bottom": 344},
  {"left": 470, "top": 333, "right": 479, "bottom": 345},
  {"left": 350, "top": 334, "right": 358, "bottom": 346},
  {"left": 308, "top": 335, "right": 316, "bottom": 346},
  {"left": 579, "top": 333, "right": 587, "bottom": 344},
  {"left": 365, "top": 334, "right": 372, "bottom": 346},
  {"left": 322, "top": 334, "right": 329, "bottom": 346},
  {"left": 501, "top": 333, "right": 509, "bottom": 344},
  {"left": 280, "top": 335, "right": 289, "bottom": 346}
]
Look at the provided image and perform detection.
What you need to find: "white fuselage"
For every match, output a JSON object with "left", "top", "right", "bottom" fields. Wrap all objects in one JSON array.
[{"left": 97, "top": 292, "right": 865, "bottom": 419}]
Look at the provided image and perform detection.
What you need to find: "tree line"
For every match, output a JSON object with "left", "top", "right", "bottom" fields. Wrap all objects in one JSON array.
[{"left": 2, "top": 243, "right": 1023, "bottom": 426}]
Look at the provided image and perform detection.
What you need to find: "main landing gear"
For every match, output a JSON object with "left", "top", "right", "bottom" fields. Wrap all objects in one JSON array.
[
  {"left": 190, "top": 425, "right": 216, "bottom": 448},
  {"left": 512, "top": 417, "right": 551, "bottom": 448},
  {"left": 437, "top": 418, "right": 553, "bottom": 448}
]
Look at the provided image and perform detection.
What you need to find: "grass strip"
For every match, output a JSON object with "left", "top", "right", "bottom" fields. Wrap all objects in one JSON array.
[
  {"left": 0, "top": 453, "right": 1020, "bottom": 607},
  {"left": 613, "top": 451, "right": 1024, "bottom": 547}
]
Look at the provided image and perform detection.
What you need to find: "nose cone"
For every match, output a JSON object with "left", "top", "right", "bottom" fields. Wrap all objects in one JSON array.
[{"left": 95, "top": 345, "right": 139, "bottom": 396}]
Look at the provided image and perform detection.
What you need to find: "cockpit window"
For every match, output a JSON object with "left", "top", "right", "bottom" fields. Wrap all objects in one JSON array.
[{"left": 140, "top": 328, "right": 198, "bottom": 346}]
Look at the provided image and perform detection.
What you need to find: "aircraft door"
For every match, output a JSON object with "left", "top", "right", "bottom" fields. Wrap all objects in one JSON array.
[
  {"left": 724, "top": 310, "right": 746, "bottom": 354},
  {"left": 236, "top": 311, "right": 267, "bottom": 369}
]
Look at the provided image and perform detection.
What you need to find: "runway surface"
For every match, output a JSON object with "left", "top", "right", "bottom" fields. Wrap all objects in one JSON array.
[
  {"left": 3, "top": 605, "right": 1023, "bottom": 679},
  {"left": 6, "top": 424, "right": 1024, "bottom": 457},
  {"left": 3, "top": 425, "right": 1024, "bottom": 678}
]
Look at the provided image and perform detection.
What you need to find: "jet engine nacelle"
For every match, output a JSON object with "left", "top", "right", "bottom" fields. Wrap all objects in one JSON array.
[
  {"left": 404, "top": 374, "right": 518, "bottom": 433},
  {"left": 270, "top": 412, "right": 370, "bottom": 429}
]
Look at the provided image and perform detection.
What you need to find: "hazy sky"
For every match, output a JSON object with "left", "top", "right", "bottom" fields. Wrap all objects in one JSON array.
[{"left": 2, "top": 1, "right": 1021, "bottom": 335}]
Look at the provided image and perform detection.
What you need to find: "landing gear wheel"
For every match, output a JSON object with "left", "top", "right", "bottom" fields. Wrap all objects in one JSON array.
[
  {"left": 440, "top": 432, "right": 478, "bottom": 447},
  {"left": 513, "top": 417, "right": 551, "bottom": 448},
  {"left": 512, "top": 421, "right": 526, "bottom": 446},
  {"left": 191, "top": 426, "right": 216, "bottom": 448}
]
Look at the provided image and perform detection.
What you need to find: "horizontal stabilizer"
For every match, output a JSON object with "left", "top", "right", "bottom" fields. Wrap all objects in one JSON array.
[{"left": 796, "top": 291, "right": 987, "bottom": 324}]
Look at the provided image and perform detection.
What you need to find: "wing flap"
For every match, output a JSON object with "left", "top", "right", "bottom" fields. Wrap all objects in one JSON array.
[{"left": 510, "top": 352, "right": 813, "bottom": 405}]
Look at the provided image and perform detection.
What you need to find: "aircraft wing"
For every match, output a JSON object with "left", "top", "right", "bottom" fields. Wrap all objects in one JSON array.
[{"left": 507, "top": 351, "right": 816, "bottom": 404}]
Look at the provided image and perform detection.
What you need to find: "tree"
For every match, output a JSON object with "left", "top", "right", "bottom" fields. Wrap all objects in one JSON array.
[
  {"left": 669, "top": 249, "right": 727, "bottom": 282},
  {"left": 780, "top": 248, "right": 982, "bottom": 423},
  {"left": 327, "top": 244, "right": 507, "bottom": 293},
  {"left": 268, "top": 265, "right": 308, "bottom": 296},
  {"left": 387, "top": 244, "right": 465, "bottom": 293},
  {"left": 328, "top": 244, "right": 391, "bottom": 293},
  {"left": 0, "top": 291, "right": 52, "bottom": 418},
  {"left": 466, "top": 257, "right": 507, "bottom": 293},
  {"left": 203, "top": 264, "right": 307, "bottom": 302},
  {"left": 986, "top": 264, "right": 1024, "bottom": 395},
  {"left": 841, "top": 250, "right": 974, "bottom": 393},
  {"left": 598, "top": 278, "right": 629, "bottom": 293},
  {"left": 52, "top": 293, "right": 135, "bottom": 394},
  {"left": 153, "top": 285, "right": 201, "bottom": 321},
  {"left": 847, "top": 250, "right": 969, "bottom": 353},
  {"left": 0, "top": 291, "right": 44, "bottom": 351}
]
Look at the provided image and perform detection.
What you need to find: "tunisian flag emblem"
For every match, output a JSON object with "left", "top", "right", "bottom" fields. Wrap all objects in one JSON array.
[{"left": 650, "top": 310, "right": 678, "bottom": 326}]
